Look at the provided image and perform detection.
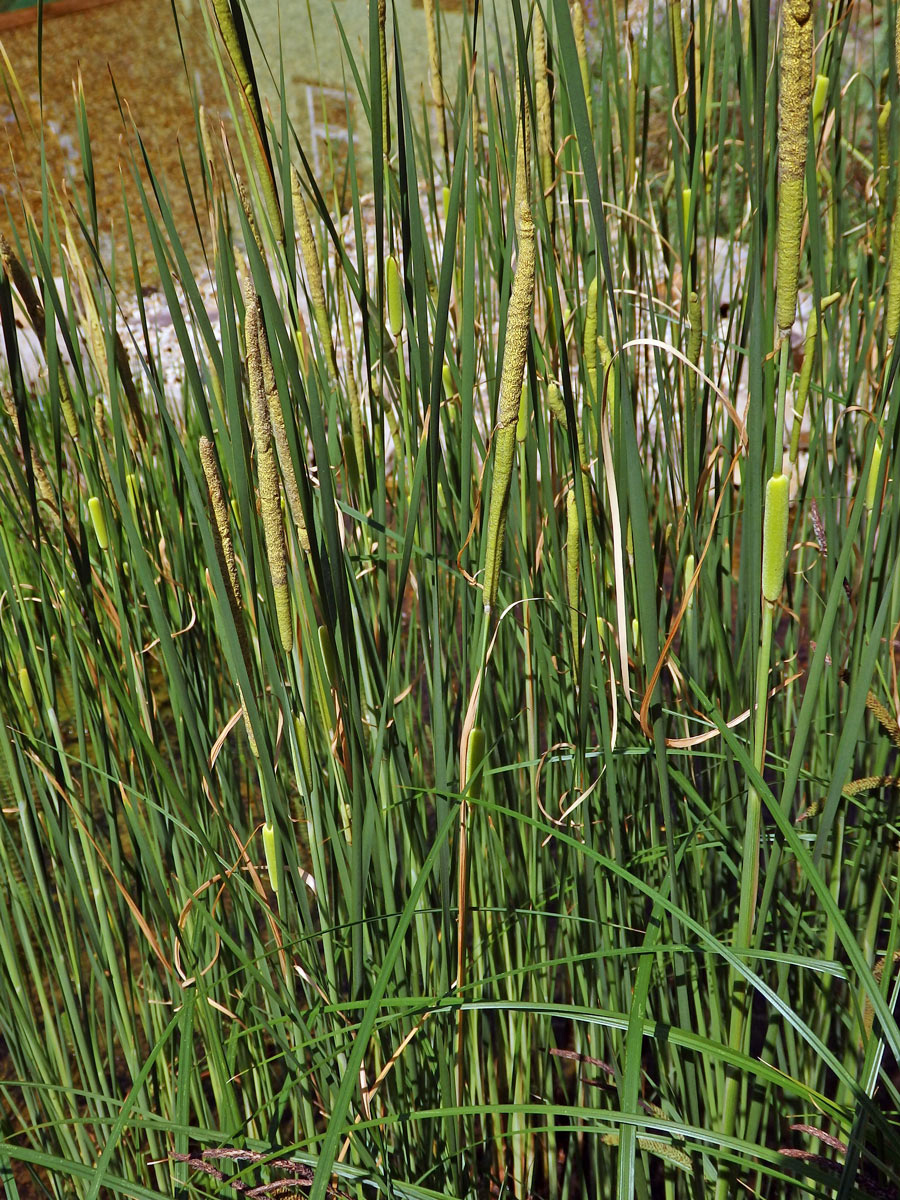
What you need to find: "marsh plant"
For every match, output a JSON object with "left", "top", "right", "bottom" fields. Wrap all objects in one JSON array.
[{"left": 2, "top": 0, "right": 900, "bottom": 1197}]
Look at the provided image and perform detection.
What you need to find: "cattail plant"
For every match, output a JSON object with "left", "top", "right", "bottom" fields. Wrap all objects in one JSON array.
[{"left": 566, "top": 488, "right": 580, "bottom": 672}]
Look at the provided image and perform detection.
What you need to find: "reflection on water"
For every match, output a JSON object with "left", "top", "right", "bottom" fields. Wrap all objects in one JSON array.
[{"left": 0, "top": 0, "right": 513, "bottom": 275}]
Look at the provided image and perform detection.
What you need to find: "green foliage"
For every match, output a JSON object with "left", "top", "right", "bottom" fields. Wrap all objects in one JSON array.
[{"left": 1, "top": 1, "right": 900, "bottom": 1198}]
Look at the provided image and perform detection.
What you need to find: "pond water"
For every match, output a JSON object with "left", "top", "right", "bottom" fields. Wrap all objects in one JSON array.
[{"left": 0, "top": 0, "right": 516, "bottom": 277}]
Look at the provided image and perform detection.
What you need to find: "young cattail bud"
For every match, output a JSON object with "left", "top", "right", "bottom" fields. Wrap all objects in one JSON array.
[
  {"left": 584, "top": 277, "right": 598, "bottom": 396},
  {"left": 262, "top": 821, "right": 279, "bottom": 894},
  {"left": 88, "top": 496, "right": 109, "bottom": 551},
  {"left": 866, "top": 438, "right": 883, "bottom": 512},
  {"left": 877, "top": 101, "right": 892, "bottom": 209},
  {"left": 776, "top": 0, "right": 814, "bottom": 334},
  {"left": 386, "top": 254, "right": 403, "bottom": 337},
  {"left": 681, "top": 187, "right": 692, "bottom": 245},
  {"left": 685, "top": 553, "right": 696, "bottom": 611},
  {"left": 811, "top": 72, "right": 828, "bottom": 133},
  {"left": 597, "top": 335, "right": 615, "bottom": 424},
  {"left": 547, "top": 381, "right": 568, "bottom": 428},
  {"left": 443, "top": 362, "right": 455, "bottom": 398},
  {"left": 687, "top": 291, "right": 702, "bottom": 367},
  {"left": 761, "top": 473, "right": 790, "bottom": 603}
]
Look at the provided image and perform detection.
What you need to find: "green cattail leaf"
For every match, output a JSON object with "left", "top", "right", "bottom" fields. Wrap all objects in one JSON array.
[
  {"left": 516, "top": 385, "right": 529, "bottom": 442},
  {"left": 566, "top": 489, "right": 580, "bottom": 671},
  {"left": 318, "top": 623, "right": 339, "bottom": 690},
  {"left": 294, "top": 713, "right": 312, "bottom": 785},
  {"left": 18, "top": 666, "right": 35, "bottom": 713},
  {"left": 88, "top": 496, "right": 109, "bottom": 551},
  {"left": 762, "top": 473, "right": 791, "bottom": 603},
  {"left": 465, "top": 726, "right": 487, "bottom": 800}
]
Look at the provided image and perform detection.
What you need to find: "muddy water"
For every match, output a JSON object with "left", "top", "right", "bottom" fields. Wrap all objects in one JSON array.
[{"left": 0, "top": 0, "right": 513, "bottom": 279}]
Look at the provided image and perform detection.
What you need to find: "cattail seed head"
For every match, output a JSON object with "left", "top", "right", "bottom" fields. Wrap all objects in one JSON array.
[
  {"left": 262, "top": 821, "right": 279, "bottom": 894},
  {"left": 386, "top": 254, "right": 403, "bottom": 337},
  {"left": 245, "top": 290, "right": 293, "bottom": 653},
  {"left": 88, "top": 496, "right": 109, "bottom": 551},
  {"left": 534, "top": 4, "right": 553, "bottom": 217},
  {"left": 584, "top": 277, "right": 598, "bottom": 395},
  {"left": 687, "top": 290, "right": 702, "bottom": 371},
  {"left": 762, "top": 473, "right": 790, "bottom": 603},
  {"left": 291, "top": 167, "right": 336, "bottom": 383},
  {"left": 776, "top": 0, "right": 814, "bottom": 333},
  {"left": 482, "top": 198, "right": 536, "bottom": 612}
]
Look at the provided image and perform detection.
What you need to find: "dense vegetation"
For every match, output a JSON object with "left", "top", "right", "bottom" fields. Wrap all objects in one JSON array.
[{"left": 1, "top": 0, "right": 900, "bottom": 1196}]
